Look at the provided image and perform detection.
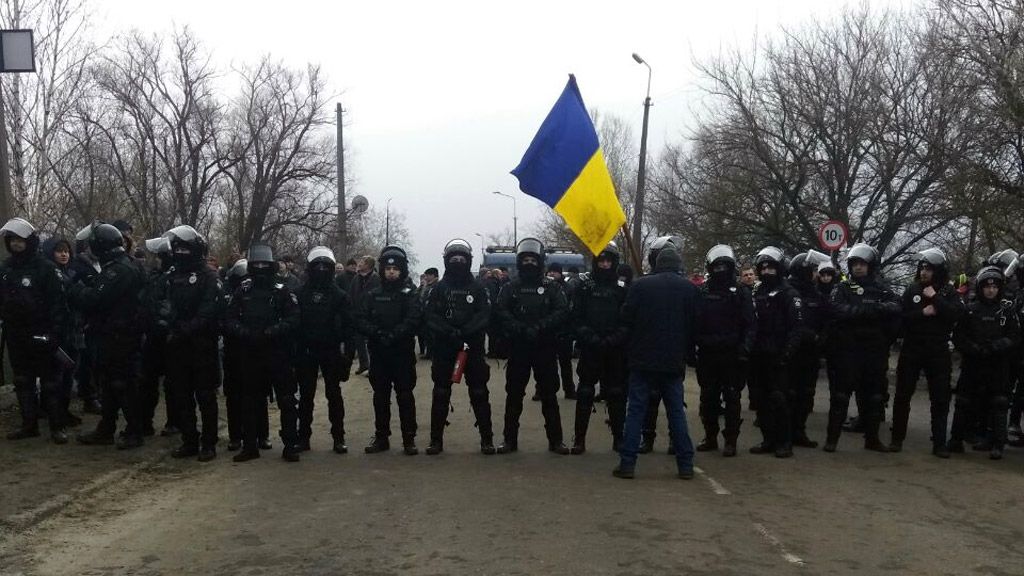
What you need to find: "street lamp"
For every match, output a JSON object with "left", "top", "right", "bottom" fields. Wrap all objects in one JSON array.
[
  {"left": 474, "top": 232, "right": 484, "bottom": 254},
  {"left": 492, "top": 190, "right": 517, "bottom": 246},
  {"left": 631, "top": 52, "right": 652, "bottom": 255},
  {"left": 385, "top": 197, "right": 393, "bottom": 245}
]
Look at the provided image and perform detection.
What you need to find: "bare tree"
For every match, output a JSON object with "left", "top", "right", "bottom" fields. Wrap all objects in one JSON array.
[{"left": 218, "top": 57, "right": 336, "bottom": 251}]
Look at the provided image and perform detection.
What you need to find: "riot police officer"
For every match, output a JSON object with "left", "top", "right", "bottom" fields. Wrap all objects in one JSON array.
[
  {"left": 891, "top": 248, "right": 964, "bottom": 457},
  {"left": 295, "top": 246, "right": 354, "bottom": 454},
  {"left": 1, "top": 218, "right": 70, "bottom": 443},
  {"left": 73, "top": 222, "right": 147, "bottom": 450},
  {"left": 222, "top": 258, "right": 266, "bottom": 451},
  {"left": 749, "top": 246, "right": 803, "bottom": 458},
  {"left": 786, "top": 250, "right": 832, "bottom": 448},
  {"left": 139, "top": 236, "right": 176, "bottom": 438},
  {"left": 356, "top": 245, "right": 420, "bottom": 455},
  {"left": 223, "top": 243, "right": 301, "bottom": 462},
  {"left": 159, "top": 226, "right": 222, "bottom": 461},
  {"left": 423, "top": 239, "right": 495, "bottom": 455},
  {"left": 570, "top": 242, "right": 629, "bottom": 454},
  {"left": 694, "top": 244, "right": 755, "bottom": 457},
  {"left": 950, "top": 266, "right": 1020, "bottom": 459},
  {"left": 824, "top": 243, "right": 900, "bottom": 453},
  {"left": 495, "top": 238, "right": 570, "bottom": 454}
]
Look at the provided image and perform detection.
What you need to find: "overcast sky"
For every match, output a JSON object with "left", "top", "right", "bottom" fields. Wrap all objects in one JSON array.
[{"left": 97, "top": 0, "right": 909, "bottom": 272}]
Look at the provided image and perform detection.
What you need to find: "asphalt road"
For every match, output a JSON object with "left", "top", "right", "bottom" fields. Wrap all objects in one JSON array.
[{"left": 2, "top": 357, "right": 1024, "bottom": 575}]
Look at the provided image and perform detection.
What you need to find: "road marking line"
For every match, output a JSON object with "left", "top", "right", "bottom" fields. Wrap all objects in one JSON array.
[
  {"left": 753, "top": 522, "right": 806, "bottom": 566},
  {"left": 693, "top": 466, "right": 731, "bottom": 495}
]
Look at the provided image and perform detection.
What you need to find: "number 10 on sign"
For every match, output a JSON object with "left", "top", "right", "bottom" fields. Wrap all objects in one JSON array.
[{"left": 818, "top": 220, "right": 848, "bottom": 251}]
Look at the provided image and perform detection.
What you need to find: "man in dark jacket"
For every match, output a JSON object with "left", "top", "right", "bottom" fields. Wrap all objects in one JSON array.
[
  {"left": 749, "top": 246, "right": 804, "bottom": 459},
  {"left": 348, "top": 255, "right": 380, "bottom": 375},
  {"left": 949, "top": 266, "right": 1020, "bottom": 459},
  {"left": 73, "top": 223, "right": 147, "bottom": 450},
  {"left": 615, "top": 245, "right": 698, "bottom": 479},
  {"left": 694, "top": 244, "right": 755, "bottom": 457},
  {"left": 825, "top": 243, "right": 901, "bottom": 453},
  {"left": 223, "top": 244, "right": 302, "bottom": 463},
  {"left": 786, "top": 250, "right": 832, "bottom": 449},
  {"left": 1, "top": 218, "right": 71, "bottom": 443},
  {"left": 890, "top": 248, "right": 965, "bottom": 457},
  {"left": 356, "top": 245, "right": 421, "bottom": 455},
  {"left": 495, "top": 238, "right": 571, "bottom": 455},
  {"left": 423, "top": 239, "right": 495, "bottom": 455},
  {"left": 157, "top": 226, "right": 222, "bottom": 462},
  {"left": 69, "top": 239, "right": 102, "bottom": 414},
  {"left": 295, "top": 246, "right": 355, "bottom": 454},
  {"left": 570, "top": 242, "right": 629, "bottom": 454}
]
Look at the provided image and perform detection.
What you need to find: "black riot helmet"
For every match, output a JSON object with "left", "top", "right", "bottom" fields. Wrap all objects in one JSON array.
[
  {"left": 975, "top": 265, "right": 1005, "bottom": 301},
  {"left": 88, "top": 222, "right": 127, "bottom": 263},
  {"left": 0, "top": 217, "right": 40, "bottom": 259},
  {"left": 516, "top": 237, "right": 546, "bottom": 281},
  {"left": 165, "top": 225, "right": 206, "bottom": 267},
  {"left": 593, "top": 241, "right": 621, "bottom": 280},
  {"left": 246, "top": 243, "right": 276, "bottom": 280},
  {"left": 987, "top": 249, "right": 1018, "bottom": 269},
  {"left": 647, "top": 235, "right": 683, "bottom": 270},
  {"left": 305, "top": 245, "right": 336, "bottom": 284},
  {"left": 379, "top": 244, "right": 409, "bottom": 281},
  {"left": 442, "top": 238, "right": 473, "bottom": 278},
  {"left": 227, "top": 258, "right": 248, "bottom": 290},
  {"left": 1006, "top": 254, "right": 1022, "bottom": 281},
  {"left": 705, "top": 244, "right": 736, "bottom": 272},
  {"left": 754, "top": 246, "right": 786, "bottom": 275},
  {"left": 789, "top": 249, "right": 830, "bottom": 283},
  {"left": 916, "top": 247, "right": 949, "bottom": 285},
  {"left": 846, "top": 243, "right": 879, "bottom": 275}
]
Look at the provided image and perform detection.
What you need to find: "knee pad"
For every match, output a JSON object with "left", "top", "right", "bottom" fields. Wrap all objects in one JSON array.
[
  {"left": 468, "top": 385, "right": 489, "bottom": 405},
  {"left": 992, "top": 395, "right": 1010, "bottom": 411},
  {"left": 432, "top": 385, "right": 452, "bottom": 404}
]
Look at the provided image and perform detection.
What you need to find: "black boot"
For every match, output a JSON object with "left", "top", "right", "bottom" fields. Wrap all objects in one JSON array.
[
  {"left": 333, "top": 437, "right": 349, "bottom": 454},
  {"left": 364, "top": 434, "right": 390, "bottom": 454},
  {"left": 571, "top": 400, "right": 592, "bottom": 455},
  {"left": 172, "top": 443, "right": 199, "bottom": 458},
  {"left": 198, "top": 446, "right": 217, "bottom": 462},
  {"left": 6, "top": 426, "right": 40, "bottom": 440},
  {"left": 403, "top": 435, "right": 419, "bottom": 456},
  {"left": 548, "top": 442, "right": 570, "bottom": 455},
  {"left": 426, "top": 439, "right": 443, "bottom": 455},
  {"left": 82, "top": 398, "right": 103, "bottom": 415},
  {"left": 480, "top": 436, "right": 496, "bottom": 455},
  {"left": 282, "top": 445, "right": 301, "bottom": 462},
  {"left": 76, "top": 427, "right": 114, "bottom": 445},
  {"left": 697, "top": 416, "right": 719, "bottom": 452},
  {"left": 233, "top": 448, "right": 260, "bottom": 462}
]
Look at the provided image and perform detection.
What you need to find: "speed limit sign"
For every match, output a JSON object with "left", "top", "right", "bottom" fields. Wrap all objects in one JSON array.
[{"left": 818, "top": 220, "right": 849, "bottom": 251}]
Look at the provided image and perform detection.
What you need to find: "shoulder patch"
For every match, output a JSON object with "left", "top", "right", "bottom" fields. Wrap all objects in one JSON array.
[
  {"left": 617, "top": 280, "right": 625, "bottom": 288},
  {"left": 290, "top": 293, "right": 299, "bottom": 304},
  {"left": 240, "top": 278, "right": 253, "bottom": 292}
]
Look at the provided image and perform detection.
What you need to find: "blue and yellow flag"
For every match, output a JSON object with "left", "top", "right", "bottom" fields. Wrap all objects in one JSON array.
[{"left": 511, "top": 75, "right": 626, "bottom": 255}]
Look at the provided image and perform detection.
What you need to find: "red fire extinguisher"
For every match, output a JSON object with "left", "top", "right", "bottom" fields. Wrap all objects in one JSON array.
[{"left": 451, "top": 345, "right": 468, "bottom": 383}]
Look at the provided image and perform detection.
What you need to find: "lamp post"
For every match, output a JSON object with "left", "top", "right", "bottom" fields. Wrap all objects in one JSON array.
[
  {"left": 492, "top": 190, "right": 517, "bottom": 246},
  {"left": 385, "top": 197, "right": 393, "bottom": 245},
  {"left": 474, "top": 232, "right": 484, "bottom": 254},
  {"left": 631, "top": 52, "right": 652, "bottom": 254}
]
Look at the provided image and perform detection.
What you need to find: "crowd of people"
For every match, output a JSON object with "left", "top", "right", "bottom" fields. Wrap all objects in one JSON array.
[{"left": 1, "top": 215, "right": 1022, "bottom": 479}]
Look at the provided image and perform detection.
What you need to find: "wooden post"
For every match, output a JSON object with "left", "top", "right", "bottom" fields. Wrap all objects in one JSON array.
[{"left": 620, "top": 221, "right": 643, "bottom": 273}]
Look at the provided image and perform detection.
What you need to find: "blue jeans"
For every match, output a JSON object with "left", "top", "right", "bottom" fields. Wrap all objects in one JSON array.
[{"left": 620, "top": 369, "right": 694, "bottom": 473}]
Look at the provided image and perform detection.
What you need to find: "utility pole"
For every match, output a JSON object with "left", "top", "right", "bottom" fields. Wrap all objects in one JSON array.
[
  {"left": 0, "top": 77, "right": 12, "bottom": 227},
  {"left": 631, "top": 53, "right": 652, "bottom": 253},
  {"left": 336, "top": 103, "right": 346, "bottom": 259}
]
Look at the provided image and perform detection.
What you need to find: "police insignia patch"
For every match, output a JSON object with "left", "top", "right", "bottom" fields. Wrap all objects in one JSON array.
[
  {"left": 856, "top": 287, "right": 864, "bottom": 295},
  {"left": 21, "top": 277, "right": 31, "bottom": 287},
  {"left": 912, "top": 295, "right": 921, "bottom": 304},
  {"left": 189, "top": 273, "right": 197, "bottom": 285},
  {"left": 466, "top": 294, "right": 474, "bottom": 303},
  {"left": 537, "top": 287, "right": 545, "bottom": 295}
]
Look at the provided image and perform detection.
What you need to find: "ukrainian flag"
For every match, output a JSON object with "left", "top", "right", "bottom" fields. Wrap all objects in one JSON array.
[{"left": 511, "top": 75, "right": 626, "bottom": 255}]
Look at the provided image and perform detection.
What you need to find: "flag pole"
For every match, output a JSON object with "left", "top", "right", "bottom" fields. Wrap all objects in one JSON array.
[{"left": 620, "top": 221, "right": 643, "bottom": 273}]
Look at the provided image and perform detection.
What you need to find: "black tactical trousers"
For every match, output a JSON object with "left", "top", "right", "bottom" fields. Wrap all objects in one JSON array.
[
  {"left": 504, "top": 343, "right": 563, "bottom": 446},
  {"left": 575, "top": 345, "right": 626, "bottom": 446},
  {"left": 893, "top": 346, "right": 951, "bottom": 447},
  {"left": 951, "top": 359, "right": 1012, "bottom": 448},
  {"left": 8, "top": 337, "right": 64, "bottom": 431},
  {"left": 167, "top": 347, "right": 220, "bottom": 450},
  {"left": 296, "top": 345, "right": 350, "bottom": 441},
  {"left": 827, "top": 344, "right": 889, "bottom": 446},
  {"left": 697, "top": 349, "right": 746, "bottom": 442},
  {"left": 750, "top": 352, "right": 792, "bottom": 449},
  {"left": 368, "top": 345, "right": 417, "bottom": 440},
  {"left": 429, "top": 341, "right": 492, "bottom": 444}
]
